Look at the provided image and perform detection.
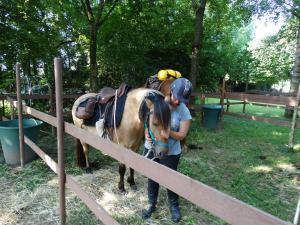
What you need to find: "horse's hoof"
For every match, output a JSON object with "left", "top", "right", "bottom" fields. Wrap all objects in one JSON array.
[
  {"left": 127, "top": 177, "right": 134, "bottom": 185},
  {"left": 85, "top": 168, "right": 92, "bottom": 174},
  {"left": 119, "top": 188, "right": 126, "bottom": 194}
]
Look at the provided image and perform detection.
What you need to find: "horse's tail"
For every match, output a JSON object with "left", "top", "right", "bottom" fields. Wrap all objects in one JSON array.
[{"left": 76, "top": 139, "right": 86, "bottom": 167}]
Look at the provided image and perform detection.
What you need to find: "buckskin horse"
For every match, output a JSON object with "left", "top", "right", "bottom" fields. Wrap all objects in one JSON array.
[{"left": 72, "top": 87, "right": 170, "bottom": 192}]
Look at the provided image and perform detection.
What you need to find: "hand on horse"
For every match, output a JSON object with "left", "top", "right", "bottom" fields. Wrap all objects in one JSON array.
[
  {"left": 145, "top": 129, "right": 152, "bottom": 144},
  {"left": 145, "top": 129, "right": 169, "bottom": 144}
]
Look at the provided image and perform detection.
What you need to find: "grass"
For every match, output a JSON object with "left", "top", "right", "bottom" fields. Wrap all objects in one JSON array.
[
  {"left": 0, "top": 102, "right": 300, "bottom": 224},
  {"left": 182, "top": 115, "right": 300, "bottom": 222}
]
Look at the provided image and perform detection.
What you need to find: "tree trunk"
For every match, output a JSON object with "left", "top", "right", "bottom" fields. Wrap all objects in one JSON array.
[
  {"left": 80, "top": 0, "right": 117, "bottom": 92},
  {"left": 190, "top": 0, "right": 207, "bottom": 88},
  {"left": 245, "top": 82, "right": 249, "bottom": 92},
  {"left": 285, "top": 21, "right": 300, "bottom": 117},
  {"left": 89, "top": 23, "right": 98, "bottom": 92}
]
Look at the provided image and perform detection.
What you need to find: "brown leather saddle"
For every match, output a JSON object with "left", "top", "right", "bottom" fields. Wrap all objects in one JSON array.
[
  {"left": 75, "top": 83, "right": 129, "bottom": 121},
  {"left": 98, "top": 83, "right": 128, "bottom": 104}
]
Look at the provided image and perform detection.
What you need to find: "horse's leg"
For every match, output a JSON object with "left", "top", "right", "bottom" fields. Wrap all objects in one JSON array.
[
  {"left": 118, "top": 163, "right": 126, "bottom": 193},
  {"left": 82, "top": 142, "right": 92, "bottom": 173},
  {"left": 127, "top": 168, "right": 137, "bottom": 190},
  {"left": 76, "top": 139, "right": 86, "bottom": 167}
]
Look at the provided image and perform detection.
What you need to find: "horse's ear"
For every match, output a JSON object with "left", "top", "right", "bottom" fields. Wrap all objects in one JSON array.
[{"left": 138, "top": 98, "right": 151, "bottom": 121}]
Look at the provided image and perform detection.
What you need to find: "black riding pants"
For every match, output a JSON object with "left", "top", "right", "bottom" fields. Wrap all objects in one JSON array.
[{"left": 144, "top": 147, "right": 181, "bottom": 207}]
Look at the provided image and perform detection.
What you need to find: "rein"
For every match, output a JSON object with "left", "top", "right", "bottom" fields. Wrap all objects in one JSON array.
[{"left": 113, "top": 90, "right": 120, "bottom": 144}]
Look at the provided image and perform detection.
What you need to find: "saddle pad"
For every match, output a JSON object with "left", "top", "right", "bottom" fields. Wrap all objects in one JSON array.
[{"left": 104, "top": 91, "right": 128, "bottom": 128}]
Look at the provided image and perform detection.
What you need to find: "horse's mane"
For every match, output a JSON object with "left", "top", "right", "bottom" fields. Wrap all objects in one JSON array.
[{"left": 139, "top": 90, "right": 170, "bottom": 130}]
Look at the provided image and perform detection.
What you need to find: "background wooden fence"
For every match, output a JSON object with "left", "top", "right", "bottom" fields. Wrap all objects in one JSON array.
[{"left": 190, "top": 92, "right": 299, "bottom": 128}]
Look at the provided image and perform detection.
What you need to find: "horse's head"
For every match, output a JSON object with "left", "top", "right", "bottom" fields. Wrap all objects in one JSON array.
[{"left": 139, "top": 91, "right": 171, "bottom": 157}]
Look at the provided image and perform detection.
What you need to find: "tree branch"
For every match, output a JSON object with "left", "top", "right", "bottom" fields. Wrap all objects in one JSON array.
[
  {"left": 56, "top": 40, "right": 76, "bottom": 48},
  {"left": 95, "top": 0, "right": 105, "bottom": 27},
  {"left": 84, "top": 0, "right": 94, "bottom": 22},
  {"left": 80, "top": 0, "right": 89, "bottom": 21},
  {"left": 191, "top": 0, "right": 198, "bottom": 12},
  {"left": 98, "top": 0, "right": 118, "bottom": 28}
]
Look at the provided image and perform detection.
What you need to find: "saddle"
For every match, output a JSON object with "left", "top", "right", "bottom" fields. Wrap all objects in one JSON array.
[
  {"left": 98, "top": 83, "right": 128, "bottom": 104},
  {"left": 75, "top": 83, "right": 131, "bottom": 129}
]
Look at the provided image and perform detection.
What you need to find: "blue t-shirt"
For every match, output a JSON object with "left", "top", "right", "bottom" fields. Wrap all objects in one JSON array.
[{"left": 144, "top": 103, "right": 192, "bottom": 155}]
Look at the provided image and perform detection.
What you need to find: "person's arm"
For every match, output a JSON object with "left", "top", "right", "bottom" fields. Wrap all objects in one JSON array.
[{"left": 169, "top": 120, "right": 191, "bottom": 141}]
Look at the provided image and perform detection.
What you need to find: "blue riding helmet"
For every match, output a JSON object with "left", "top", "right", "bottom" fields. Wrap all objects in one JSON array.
[{"left": 170, "top": 78, "right": 192, "bottom": 104}]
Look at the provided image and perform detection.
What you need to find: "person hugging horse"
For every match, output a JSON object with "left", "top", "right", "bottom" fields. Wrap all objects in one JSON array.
[{"left": 142, "top": 77, "right": 193, "bottom": 223}]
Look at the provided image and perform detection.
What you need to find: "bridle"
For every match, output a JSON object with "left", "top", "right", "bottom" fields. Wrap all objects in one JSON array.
[
  {"left": 144, "top": 111, "right": 169, "bottom": 160},
  {"left": 144, "top": 111, "right": 169, "bottom": 148}
]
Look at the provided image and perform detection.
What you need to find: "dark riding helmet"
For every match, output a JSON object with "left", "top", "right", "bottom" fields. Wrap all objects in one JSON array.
[{"left": 170, "top": 78, "right": 192, "bottom": 104}]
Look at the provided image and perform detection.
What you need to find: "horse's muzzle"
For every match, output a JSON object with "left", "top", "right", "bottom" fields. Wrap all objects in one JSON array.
[{"left": 155, "top": 144, "right": 169, "bottom": 157}]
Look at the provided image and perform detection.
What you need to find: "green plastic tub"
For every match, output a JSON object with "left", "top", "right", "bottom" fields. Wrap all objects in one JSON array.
[
  {"left": 202, "top": 104, "right": 222, "bottom": 129},
  {"left": 0, "top": 119, "right": 43, "bottom": 165}
]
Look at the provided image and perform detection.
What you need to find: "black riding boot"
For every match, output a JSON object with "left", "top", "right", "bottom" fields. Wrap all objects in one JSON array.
[
  {"left": 142, "top": 178, "right": 159, "bottom": 219},
  {"left": 168, "top": 190, "right": 181, "bottom": 223}
]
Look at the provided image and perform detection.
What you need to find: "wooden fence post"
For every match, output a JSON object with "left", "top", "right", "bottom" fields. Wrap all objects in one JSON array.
[
  {"left": 16, "top": 63, "right": 25, "bottom": 167},
  {"left": 243, "top": 100, "right": 246, "bottom": 113},
  {"left": 226, "top": 98, "right": 230, "bottom": 112},
  {"left": 288, "top": 83, "right": 300, "bottom": 150},
  {"left": 10, "top": 100, "right": 14, "bottom": 120},
  {"left": 293, "top": 195, "right": 300, "bottom": 225},
  {"left": 200, "top": 94, "right": 205, "bottom": 126},
  {"left": 54, "top": 58, "right": 66, "bottom": 224},
  {"left": 220, "top": 78, "right": 225, "bottom": 129},
  {"left": 2, "top": 99, "right": 5, "bottom": 119},
  {"left": 0, "top": 99, "right": 2, "bottom": 121},
  {"left": 49, "top": 85, "right": 56, "bottom": 136}
]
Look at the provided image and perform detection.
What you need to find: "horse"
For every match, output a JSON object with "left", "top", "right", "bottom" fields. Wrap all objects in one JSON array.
[{"left": 72, "top": 88, "right": 171, "bottom": 192}]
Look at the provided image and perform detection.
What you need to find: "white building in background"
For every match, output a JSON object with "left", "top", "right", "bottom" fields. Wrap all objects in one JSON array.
[{"left": 272, "top": 80, "right": 290, "bottom": 93}]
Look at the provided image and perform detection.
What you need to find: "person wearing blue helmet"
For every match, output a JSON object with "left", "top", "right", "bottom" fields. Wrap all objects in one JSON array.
[{"left": 142, "top": 77, "right": 193, "bottom": 223}]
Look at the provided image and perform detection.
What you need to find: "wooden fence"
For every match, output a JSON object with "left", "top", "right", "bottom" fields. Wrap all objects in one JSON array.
[
  {"left": 0, "top": 60, "right": 294, "bottom": 225},
  {"left": 190, "top": 92, "right": 299, "bottom": 128}
]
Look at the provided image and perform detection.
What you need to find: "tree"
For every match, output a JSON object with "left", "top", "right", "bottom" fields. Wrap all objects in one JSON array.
[
  {"left": 0, "top": 0, "right": 63, "bottom": 90},
  {"left": 249, "top": 20, "right": 296, "bottom": 89},
  {"left": 247, "top": 0, "right": 300, "bottom": 116},
  {"left": 190, "top": 0, "right": 207, "bottom": 88},
  {"left": 79, "top": 0, "right": 118, "bottom": 92}
]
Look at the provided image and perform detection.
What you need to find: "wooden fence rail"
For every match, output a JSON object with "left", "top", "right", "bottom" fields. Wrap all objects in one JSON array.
[
  {"left": 224, "top": 111, "right": 300, "bottom": 128},
  {"left": 190, "top": 92, "right": 299, "bottom": 128},
  {"left": 191, "top": 92, "right": 297, "bottom": 107},
  {"left": 0, "top": 94, "right": 81, "bottom": 100}
]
